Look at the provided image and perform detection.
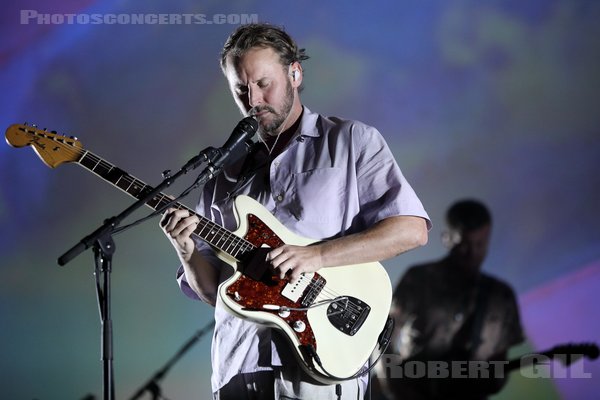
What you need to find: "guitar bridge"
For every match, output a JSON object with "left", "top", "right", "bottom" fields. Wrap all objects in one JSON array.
[
  {"left": 327, "top": 297, "right": 370, "bottom": 336},
  {"left": 301, "top": 275, "right": 326, "bottom": 307}
]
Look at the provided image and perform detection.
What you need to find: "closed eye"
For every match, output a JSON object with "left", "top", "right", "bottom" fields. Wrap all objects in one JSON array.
[
  {"left": 234, "top": 78, "right": 271, "bottom": 96},
  {"left": 235, "top": 86, "right": 248, "bottom": 96},
  {"left": 256, "top": 79, "right": 270, "bottom": 89}
]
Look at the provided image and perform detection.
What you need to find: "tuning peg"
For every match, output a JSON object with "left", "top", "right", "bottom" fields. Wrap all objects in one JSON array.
[{"left": 69, "top": 135, "right": 78, "bottom": 140}]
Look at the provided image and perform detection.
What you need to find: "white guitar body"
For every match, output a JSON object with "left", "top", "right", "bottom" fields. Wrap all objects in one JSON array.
[{"left": 215, "top": 195, "right": 393, "bottom": 384}]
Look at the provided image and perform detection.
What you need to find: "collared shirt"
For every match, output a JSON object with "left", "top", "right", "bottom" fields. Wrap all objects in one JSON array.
[{"left": 177, "top": 106, "right": 430, "bottom": 391}]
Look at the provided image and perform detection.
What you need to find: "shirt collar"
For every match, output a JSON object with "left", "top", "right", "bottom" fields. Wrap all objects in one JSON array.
[{"left": 296, "top": 106, "right": 320, "bottom": 138}]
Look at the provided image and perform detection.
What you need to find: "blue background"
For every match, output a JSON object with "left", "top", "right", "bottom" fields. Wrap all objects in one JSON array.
[{"left": 1, "top": 0, "right": 599, "bottom": 398}]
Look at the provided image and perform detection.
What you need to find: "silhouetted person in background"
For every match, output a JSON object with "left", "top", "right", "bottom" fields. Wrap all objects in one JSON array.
[{"left": 376, "top": 199, "right": 524, "bottom": 400}]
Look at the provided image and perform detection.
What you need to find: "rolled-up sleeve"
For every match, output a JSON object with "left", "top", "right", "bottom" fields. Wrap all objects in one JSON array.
[{"left": 352, "top": 122, "right": 431, "bottom": 230}]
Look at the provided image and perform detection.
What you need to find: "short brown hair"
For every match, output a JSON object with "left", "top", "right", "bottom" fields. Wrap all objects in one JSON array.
[{"left": 220, "top": 23, "right": 309, "bottom": 71}]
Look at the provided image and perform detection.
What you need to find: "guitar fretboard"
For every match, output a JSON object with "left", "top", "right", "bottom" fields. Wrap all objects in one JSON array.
[{"left": 77, "top": 150, "right": 255, "bottom": 259}]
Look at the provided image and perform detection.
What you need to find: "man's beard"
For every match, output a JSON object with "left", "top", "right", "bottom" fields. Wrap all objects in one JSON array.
[{"left": 255, "top": 79, "right": 294, "bottom": 138}]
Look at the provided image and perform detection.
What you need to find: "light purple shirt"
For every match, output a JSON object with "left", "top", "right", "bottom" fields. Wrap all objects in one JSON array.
[{"left": 177, "top": 106, "right": 430, "bottom": 391}]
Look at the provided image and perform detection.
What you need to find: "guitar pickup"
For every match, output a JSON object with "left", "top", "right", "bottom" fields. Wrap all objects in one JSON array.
[
  {"left": 281, "top": 273, "right": 314, "bottom": 302},
  {"left": 280, "top": 273, "right": 326, "bottom": 306}
]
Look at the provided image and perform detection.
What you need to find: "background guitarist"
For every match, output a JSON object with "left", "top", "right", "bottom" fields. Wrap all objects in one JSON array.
[
  {"left": 376, "top": 199, "right": 524, "bottom": 400},
  {"left": 158, "top": 23, "right": 431, "bottom": 400}
]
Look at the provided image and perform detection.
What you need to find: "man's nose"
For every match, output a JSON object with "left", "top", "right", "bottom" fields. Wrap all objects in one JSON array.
[{"left": 248, "top": 86, "right": 263, "bottom": 108}]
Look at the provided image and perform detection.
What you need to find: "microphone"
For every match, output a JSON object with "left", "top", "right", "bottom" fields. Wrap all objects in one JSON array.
[
  {"left": 216, "top": 116, "right": 258, "bottom": 161},
  {"left": 182, "top": 116, "right": 258, "bottom": 173}
]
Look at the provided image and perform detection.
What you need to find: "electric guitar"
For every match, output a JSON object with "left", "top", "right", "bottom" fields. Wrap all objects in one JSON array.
[{"left": 5, "top": 123, "right": 393, "bottom": 384}]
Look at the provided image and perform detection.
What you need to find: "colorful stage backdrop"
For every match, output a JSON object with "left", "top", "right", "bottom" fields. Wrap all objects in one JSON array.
[{"left": 1, "top": 1, "right": 598, "bottom": 399}]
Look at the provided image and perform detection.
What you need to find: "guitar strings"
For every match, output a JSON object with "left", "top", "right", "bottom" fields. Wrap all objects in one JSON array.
[
  {"left": 48, "top": 136, "right": 366, "bottom": 315},
  {"left": 292, "top": 277, "right": 363, "bottom": 315},
  {"left": 264, "top": 296, "right": 349, "bottom": 314},
  {"left": 315, "top": 290, "right": 364, "bottom": 315},
  {"left": 46, "top": 137, "right": 256, "bottom": 249},
  {"left": 81, "top": 148, "right": 258, "bottom": 253}
]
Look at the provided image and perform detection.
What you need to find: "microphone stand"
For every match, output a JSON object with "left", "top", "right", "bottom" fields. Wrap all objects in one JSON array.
[
  {"left": 57, "top": 143, "right": 243, "bottom": 400},
  {"left": 128, "top": 321, "right": 215, "bottom": 400}
]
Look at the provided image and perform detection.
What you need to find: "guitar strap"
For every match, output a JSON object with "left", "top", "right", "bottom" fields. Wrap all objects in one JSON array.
[{"left": 466, "top": 276, "right": 492, "bottom": 359}]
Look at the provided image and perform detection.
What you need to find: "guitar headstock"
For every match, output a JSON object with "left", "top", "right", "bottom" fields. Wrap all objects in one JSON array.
[
  {"left": 5, "top": 123, "right": 83, "bottom": 168},
  {"left": 546, "top": 342, "right": 599, "bottom": 366}
]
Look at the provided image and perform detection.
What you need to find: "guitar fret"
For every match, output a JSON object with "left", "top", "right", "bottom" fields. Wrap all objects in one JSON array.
[
  {"left": 232, "top": 244, "right": 248, "bottom": 260},
  {"left": 230, "top": 242, "right": 245, "bottom": 259},
  {"left": 91, "top": 156, "right": 102, "bottom": 170},
  {"left": 177, "top": 213, "right": 247, "bottom": 255},
  {"left": 213, "top": 229, "right": 227, "bottom": 248},
  {"left": 115, "top": 174, "right": 130, "bottom": 191},
  {"left": 80, "top": 152, "right": 98, "bottom": 170},
  {"left": 124, "top": 177, "right": 136, "bottom": 192},
  {"left": 128, "top": 179, "right": 145, "bottom": 197},
  {"left": 196, "top": 222, "right": 212, "bottom": 238},
  {"left": 75, "top": 148, "right": 255, "bottom": 260},
  {"left": 155, "top": 194, "right": 169, "bottom": 208},
  {"left": 232, "top": 236, "right": 250, "bottom": 257},
  {"left": 148, "top": 195, "right": 166, "bottom": 211},
  {"left": 220, "top": 229, "right": 236, "bottom": 249},
  {"left": 205, "top": 227, "right": 217, "bottom": 242},
  {"left": 97, "top": 160, "right": 113, "bottom": 174},
  {"left": 223, "top": 235, "right": 236, "bottom": 254},
  {"left": 94, "top": 161, "right": 112, "bottom": 177},
  {"left": 228, "top": 234, "right": 244, "bottom": 252}
]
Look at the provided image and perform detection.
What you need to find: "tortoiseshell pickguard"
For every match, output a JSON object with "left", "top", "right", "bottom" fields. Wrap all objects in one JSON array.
[{"left": 225, "top": 213, "right": 321, "bottom": 352}]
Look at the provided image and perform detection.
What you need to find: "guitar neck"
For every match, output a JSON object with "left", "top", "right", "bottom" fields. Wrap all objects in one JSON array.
[
  {"left": 76, "top": 150, "right": 253, "bottom": 259},
  {"left": 505, "top": 343, "right": 599, "bottom": 373},
  {"left": 506, "top": 350, "right": 567, "bottom": 372}
]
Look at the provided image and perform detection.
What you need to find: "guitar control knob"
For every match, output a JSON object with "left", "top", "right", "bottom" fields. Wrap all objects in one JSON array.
[
  {"left": 278, "top": 309, "right": 290, "bottom": 318},
  {"left": 292, "top": 320, "right": 306, "bottom": 333}
]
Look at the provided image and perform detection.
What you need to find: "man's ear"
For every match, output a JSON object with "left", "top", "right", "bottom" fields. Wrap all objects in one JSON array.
[
  {"left": 441, "top": 229, "right": 462, "bottom": 249},
  {"left": 288, "top": 62, "right": 302, "bottom": 88}
]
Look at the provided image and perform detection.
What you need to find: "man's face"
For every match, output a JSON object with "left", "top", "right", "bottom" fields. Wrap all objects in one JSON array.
[
  {"left": 224, "top": 47, "right": 295, "bottom": 137},
  {"left": 447, "top": 224, "right": 491, "bottom": 274}
]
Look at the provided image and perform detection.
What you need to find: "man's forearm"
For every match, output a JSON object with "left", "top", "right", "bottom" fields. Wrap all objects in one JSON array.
[
  {"left": 319, "top": 215, "right": 428, "bottom": 268},
  {"left": 181, "top": 249, "right": 220, "bottom": 306}
]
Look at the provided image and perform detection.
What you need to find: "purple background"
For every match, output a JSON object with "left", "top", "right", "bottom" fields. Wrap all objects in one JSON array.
[{"left": 1, "top": 1, "right": 598, "bottom": 398}]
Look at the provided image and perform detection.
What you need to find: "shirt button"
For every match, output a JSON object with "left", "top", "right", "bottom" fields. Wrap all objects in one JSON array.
[{"left": 276, "top": 193, "right": 284, "bottom": 202}]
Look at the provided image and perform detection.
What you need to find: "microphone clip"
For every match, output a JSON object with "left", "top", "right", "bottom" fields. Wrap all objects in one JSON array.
[{"left": 181, "top": 146, "right": 220, "bottom": 174}]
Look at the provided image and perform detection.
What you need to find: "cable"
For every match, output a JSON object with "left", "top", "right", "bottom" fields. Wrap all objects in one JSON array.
[{"left": 304, "top": 317, "right": 395, "bottom": 382}]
